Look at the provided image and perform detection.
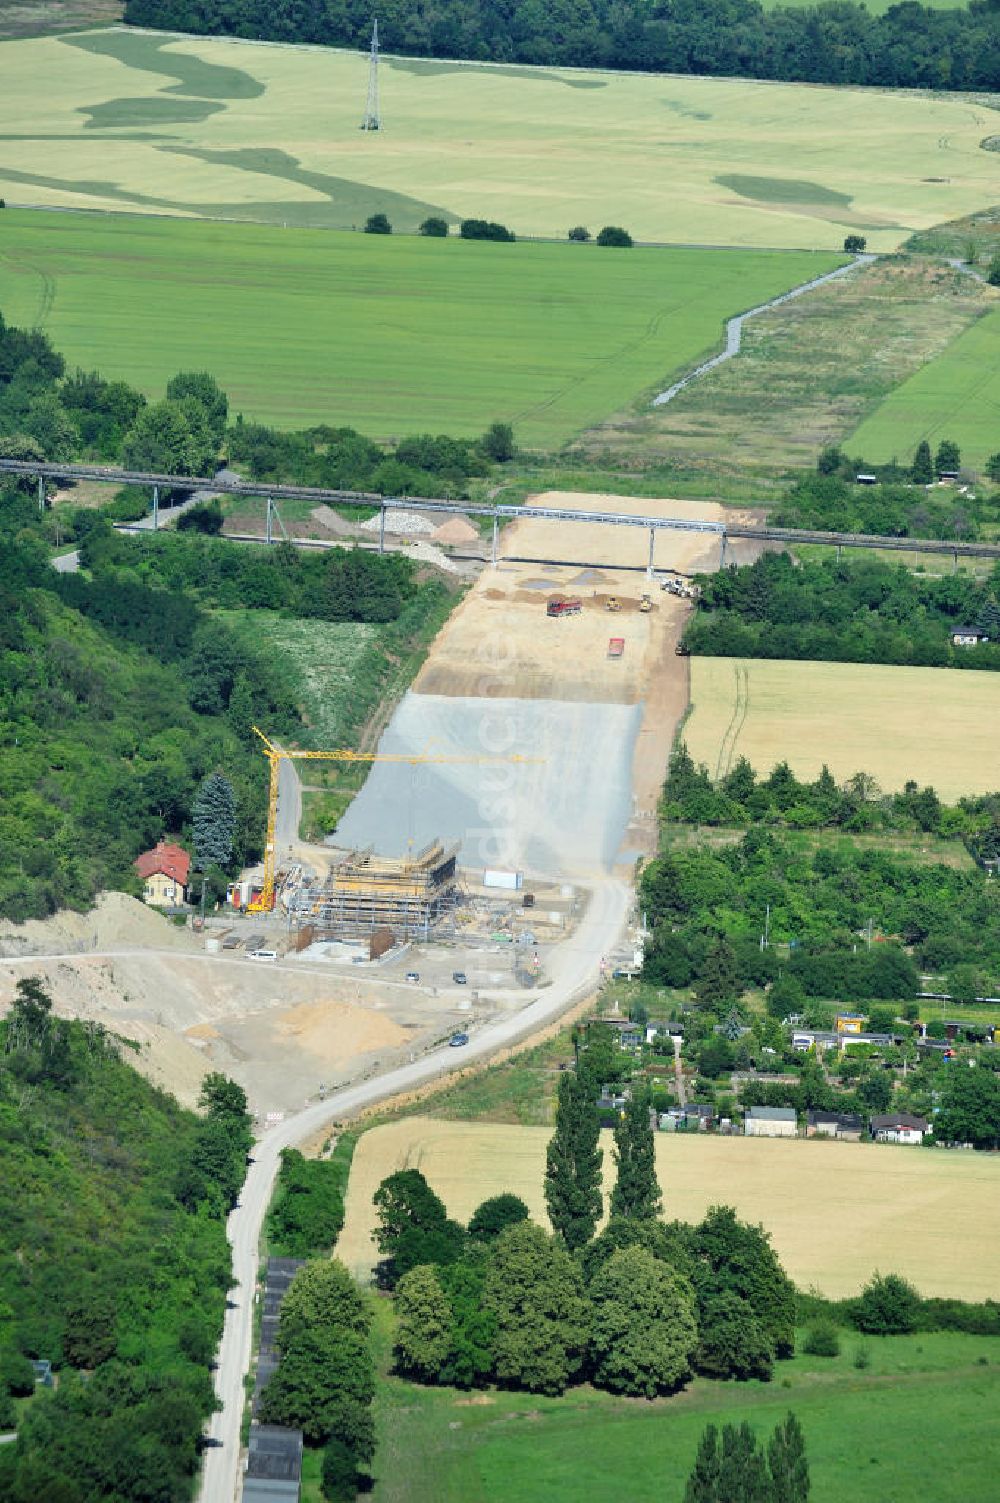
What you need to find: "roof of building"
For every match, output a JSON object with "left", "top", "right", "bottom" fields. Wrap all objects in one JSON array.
[
  {"left": 807, "top": 1110, "right": 864, "bottom": 1130},
  {"left": 951, "top": 625, "right": 988, "bottom": 636},
  {"left": 684, "top": 1103, "right": 715, "bottom": 1117},
  {"left": 871, "top": 1112, "right": 929, "bottom": 1131},
  {"left": 135, "top": 840, "right": 190, "bottom": 885},
  {"left": 247, "top": 1425, "right": 303, "bottom": 1481},
  {"left": 746, "top": 1105, "right": 797, "bottom": 1121}
]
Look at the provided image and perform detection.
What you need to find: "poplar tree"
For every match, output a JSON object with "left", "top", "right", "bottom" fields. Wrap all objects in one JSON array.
[
  {"left": 544, "top": 1071, "right": 603, "bottom": 1250},
  {"left": 609, "top": 1091, "right": 662, "bottom": 1220}
]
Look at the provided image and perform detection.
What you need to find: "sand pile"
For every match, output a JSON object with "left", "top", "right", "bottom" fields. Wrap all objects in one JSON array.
[
  {"left": 433, "top": 515, "right": 479, "bottom": 546},
  {"left": 0, "top": 892, "right": 197, "bottom": 958}
]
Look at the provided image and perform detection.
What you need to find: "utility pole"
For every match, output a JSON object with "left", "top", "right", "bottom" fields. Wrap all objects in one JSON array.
[{"left": 360, "top": 19, "right": 381, "bottom": 131}]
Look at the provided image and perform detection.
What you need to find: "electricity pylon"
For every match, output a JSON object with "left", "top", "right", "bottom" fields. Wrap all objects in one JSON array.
[{"left": 360, "top": 18, "right": 381, "bottom": 131}]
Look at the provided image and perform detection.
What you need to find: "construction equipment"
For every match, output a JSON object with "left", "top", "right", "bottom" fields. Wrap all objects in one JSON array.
[
  {"left": 546, "top": 598, "right": 582, "bottom": 617},
  {"left": 247, "top": 727, "right": 540, "bottom": 913},
  {"left": 608, "top": 637, "right": 625, "bottom": 659},
  {"left": 639, "top": 594, "right": 653, "bottom": 613},
  {"left": 605, "top": 596, "right": 622, "bottom": 613}
]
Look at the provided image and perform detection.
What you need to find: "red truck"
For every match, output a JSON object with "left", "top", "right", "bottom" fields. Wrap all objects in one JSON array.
[
  {"left": 607, "top": 637, "right": 625, "bottom": 659},
  {"left": 546, "top": 598, "right": 583, "bottom": 617}
]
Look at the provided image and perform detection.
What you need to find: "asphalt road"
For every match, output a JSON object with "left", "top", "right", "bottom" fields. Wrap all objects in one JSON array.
[{"left": 195, "top": 875, "right": 629, "bottom": 1503}]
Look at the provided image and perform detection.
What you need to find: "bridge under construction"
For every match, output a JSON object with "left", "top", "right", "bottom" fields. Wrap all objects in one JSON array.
[
  {"left": 3, "top": 458, "right": 1000, "bottom": 569},
  {"left": 295, "top": 841, "right": 460, "bottom": 941}
]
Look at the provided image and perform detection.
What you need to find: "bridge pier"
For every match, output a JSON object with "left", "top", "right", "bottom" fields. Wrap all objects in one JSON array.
[
  {"left": 491, "top": 512, "right": 499, "bottom": 567},
  {"left": 953, "top": 549, "right": 959, "bottom": 574},
  {"left": 647, "top": 526, "right": 655, "bottom": 580},
  {"left": 379, "top": 503, "right": 386, "bottom": 555},
  {"left": 719, "top": 533, "right": 728, "bottom": 569},
  {"left": 837, "top": 544, "right": 842, "bottom": 562},
  {"left": 265, "top": 496, "right": 273, "bottom": 545},
  {"left": 151, "top": 484, "right": 159, "bottom": 531},
  {"left": 37, "top": 474, "right": 45, "bottom": 514}
]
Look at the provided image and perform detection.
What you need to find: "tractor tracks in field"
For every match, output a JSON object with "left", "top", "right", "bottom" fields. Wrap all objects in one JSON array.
[
  {"left": 1, "top": 249, "right": 55, "bottom": 327},
  {"left": 714, "top": 661, "right": 750, "bottom": 782}
]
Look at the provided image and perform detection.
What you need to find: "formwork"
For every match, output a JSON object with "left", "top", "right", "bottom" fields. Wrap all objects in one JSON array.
[{"left": 303, "top": 840, "right": 459, "bottom": 939}]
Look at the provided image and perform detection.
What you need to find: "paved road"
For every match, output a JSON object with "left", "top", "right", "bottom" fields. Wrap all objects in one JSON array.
[{"left": 195, "top": 875, "right": 630, "bottom": 1503}]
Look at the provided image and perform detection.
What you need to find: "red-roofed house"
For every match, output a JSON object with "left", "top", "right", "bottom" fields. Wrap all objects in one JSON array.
[{"left": 135, "top": 841, "right": 191, "bottom": 907}]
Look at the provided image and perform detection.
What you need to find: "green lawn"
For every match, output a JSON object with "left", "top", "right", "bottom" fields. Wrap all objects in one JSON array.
[
  {"left": 0, "top": 208, "right": 840, "bottom": 445},
  {"left": 850, "top": 304, "right": 1000, "bottom": 470},
  {"left": 367, "top": 1319, "right": 1000, "bottom": 1503}
]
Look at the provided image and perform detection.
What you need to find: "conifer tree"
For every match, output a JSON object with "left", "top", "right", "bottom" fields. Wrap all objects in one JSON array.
[
  {"left": 911, "top": 439, "right": 934, "bottom": 485},
  {"left": 544, "top": 1071, "right": 603, "bottom": 1250},
  {"left": 768, "top": 1412, "right": 810, "bottom": 1503},
  {"left": 684, "top": 1423, "right": 721, "bottom": 1503},
  {"left": 609, "top": 1090, "right": 661, "bottom": 1220},
  {"left": 192, "top": 771, "right": 236, "bottom": 871}
]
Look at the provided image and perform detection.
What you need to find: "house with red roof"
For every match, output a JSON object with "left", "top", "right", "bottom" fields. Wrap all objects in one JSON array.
[{"left": 135, "top": 841, "right": 191, "bottom": 907}]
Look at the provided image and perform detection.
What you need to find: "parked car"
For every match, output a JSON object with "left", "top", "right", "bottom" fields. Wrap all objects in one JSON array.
[
  {"left": 449, "top": 1032, "right": 470, "bottom": 1047},
  {"left": 405, "top": 971, "right": 420, "bottom": 983},
  {"left": 452, "top": 971, "right": 467, "bottom": 984},
  {"left": 249, "top": 949, "right": 277, "bottom": 962}
]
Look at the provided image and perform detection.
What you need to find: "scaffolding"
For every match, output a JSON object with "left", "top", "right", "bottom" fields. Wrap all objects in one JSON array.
[{"left": 303, "top": 840, "right": 459, "bottom": 939}]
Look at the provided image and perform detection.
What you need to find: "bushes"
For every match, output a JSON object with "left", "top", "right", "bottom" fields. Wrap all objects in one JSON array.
[
  {"left": 596, "top": 225, "right": 633, "bottom": 247},
  {"left": 802, "top": 1320, "right": 841, "bottom": 1357},
  {"left": 853, "top": 1273, "right": 921, "bottom": 1335},
  {"left": 266, "top": 1136, "right": 356, "bottom": 1257},
  {"left": 364, "top": 213, "right": 391, "bottom": 234},
  {"left": 419, "top": 216, "right": 449, "bottom": 237},
  {"left": 459, "top": 218, "right": 515, "bottom": 242}
]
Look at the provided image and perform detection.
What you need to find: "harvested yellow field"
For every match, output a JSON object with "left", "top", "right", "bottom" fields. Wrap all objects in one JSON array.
[
  {"left": 338, "top": 1117, "right": 1000, "bottom": 1298},
  {"left": 685, "top": 657, "right": 1000, "bottom": 800}
]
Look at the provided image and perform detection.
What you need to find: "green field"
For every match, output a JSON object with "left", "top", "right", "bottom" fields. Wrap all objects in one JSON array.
[
  {"left": 360, "top": 1308, "right": 1000, "bottom": 1503},
  {"left": 0, "top": 208, "right": 840, "bottom": 444},
  {"left": 850, "top": 304, "right": 1000, "bottom": 469},
  {"left": 0, "top": 28, "right": 997, "bottom": 249}
]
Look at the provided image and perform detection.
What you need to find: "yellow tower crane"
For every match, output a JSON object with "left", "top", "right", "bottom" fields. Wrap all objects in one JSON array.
[{"left": 248, "top": 726, "right": 540, "bottom": 912}]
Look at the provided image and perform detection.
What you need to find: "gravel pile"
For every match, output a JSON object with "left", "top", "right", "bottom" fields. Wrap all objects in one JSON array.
[
  {"left": 360, "top": 509, "right": 435, "bottom": 537},
  {"left": 407, "top": 540, "right": 460, "bottom": 575}
]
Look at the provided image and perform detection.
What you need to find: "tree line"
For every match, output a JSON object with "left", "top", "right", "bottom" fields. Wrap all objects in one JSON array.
[
  {"left": 0, "top": 978, "right": 250, "bottom": 1502},
  {"left": 684, "top": 552, "right": 1000, "bottom": 670},
  {"left": 771, "top": 462, "right": 988, "bottom": 544},
  {"left": 662, "top": 742, "right": 1000, "bottom": 858},
  {"left": 122, "top": 0, "right": 1000, "bottom": 94}
]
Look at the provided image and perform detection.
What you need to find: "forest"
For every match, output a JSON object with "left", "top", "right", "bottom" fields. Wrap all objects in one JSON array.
[
  {"left": 639, "top": 823, "right": 1000, "bottom": 998},
  {"left": 684, "top": 552, "right": 1000, "bottom": 669},
  {"left": 0, "top": 979, "right": 250, "bottom": 1502},
  {"left": 122, "top": 0, "right": 1000, "bottom": 93}
]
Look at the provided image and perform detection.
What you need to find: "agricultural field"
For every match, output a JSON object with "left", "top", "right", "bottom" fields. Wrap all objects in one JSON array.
[
  {"left": 850, "top": 303, "right": 1000, "bottom": 470},
  {"left": 579, "top": 257, "right": 993, "bottom": 479},
  {"left": 337, "top": 1118, "right": 1000, "bottom": 1298},
  {"left": 0, "top": 28, "right": 998, "bottom": 248},
  {"left": 0, "top": 209, "right": 839, "bottom": 445},
  {"left": 683, "top": 656, "right": 1000, "bottom": 799},
  {"left": 365, "top": 1327, "right": 1000, "bottom": 1503}
]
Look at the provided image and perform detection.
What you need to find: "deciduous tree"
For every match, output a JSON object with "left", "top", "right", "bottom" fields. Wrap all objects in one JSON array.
[
  {"left": 588, "top": 1245, "right": 697, "bottom": 1396},
  {"left": 483, "top": 1222, "right": 590, "bottom": 1395}
]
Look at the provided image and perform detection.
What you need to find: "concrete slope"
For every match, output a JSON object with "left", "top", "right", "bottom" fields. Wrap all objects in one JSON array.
[{"left": 333, "top": 693, "right": 641, "bottom": 875}]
